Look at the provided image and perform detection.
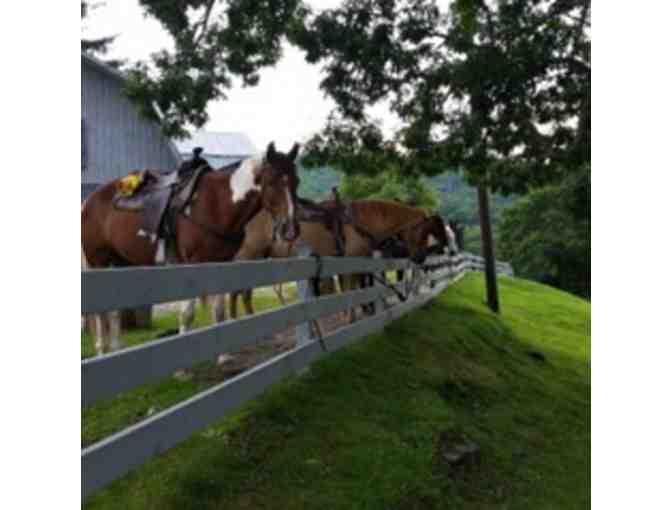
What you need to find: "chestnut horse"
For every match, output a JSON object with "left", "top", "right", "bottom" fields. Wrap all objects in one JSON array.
[
  {"left": 229, "top": 199, "right": 455, "bottom": 321},
  {"left": 82, "top": 142, "right": 301, "bottom": 355}
]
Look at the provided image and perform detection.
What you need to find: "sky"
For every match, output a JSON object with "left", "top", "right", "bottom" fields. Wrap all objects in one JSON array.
[{"left": 81, "top": 0, "right": 397, "bottom": 153}]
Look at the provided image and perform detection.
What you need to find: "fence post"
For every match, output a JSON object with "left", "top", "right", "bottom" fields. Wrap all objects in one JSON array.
[
  {"left": 295, "top": 244, "right": 316, "bottom": 350},
  {"left": 371, "top": 250, "right": 385, "bottom": 314}
]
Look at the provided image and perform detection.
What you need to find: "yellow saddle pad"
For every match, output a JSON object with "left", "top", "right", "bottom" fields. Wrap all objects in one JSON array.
[{"left": 117, "top": 171, "right": 145, "bottom": 197}]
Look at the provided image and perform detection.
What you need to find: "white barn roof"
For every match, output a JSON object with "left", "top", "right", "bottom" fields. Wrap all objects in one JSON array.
[{"left": 174, "top": 131, "right": 258, "bottom": 158}]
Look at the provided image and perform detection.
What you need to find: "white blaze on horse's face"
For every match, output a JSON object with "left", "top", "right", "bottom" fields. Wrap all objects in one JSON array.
[
  {"left": 427, "top": 234, "right": 439, "bottom": 247},
  {"left": 230, "top": 157, "right": 262, "bottom": 203},
  {"left": 285, "top": 185, "right": 295, "bottom": 224},
  {"left": 445, "top": 226, "right": 459, "bottom": 254}
]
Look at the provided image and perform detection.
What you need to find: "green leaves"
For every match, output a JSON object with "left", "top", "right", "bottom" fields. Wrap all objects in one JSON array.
[
  {"left": 125, "top": 0, "right": 305, "bottom": 137},
  {"left": 340, "top": 167, "right": 441, "bottom": 213},
  {"left": 112, "top": 0, "right": 589, "bottom": 192},
  {"left": 293, "top": 0, "right": 590, "bottom": 193},
  {"left": 498, "top": 164, "right": 590, "bottom": 298}
]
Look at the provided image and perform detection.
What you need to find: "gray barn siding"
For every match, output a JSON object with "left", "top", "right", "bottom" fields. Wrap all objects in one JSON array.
[{"left": 81, "top": 55, "right": 179, "bottom": 188}]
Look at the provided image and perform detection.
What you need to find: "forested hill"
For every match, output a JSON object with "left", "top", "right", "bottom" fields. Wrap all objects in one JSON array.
[{"left": 298, "top": 165, "right": 516, "bottom": 226}]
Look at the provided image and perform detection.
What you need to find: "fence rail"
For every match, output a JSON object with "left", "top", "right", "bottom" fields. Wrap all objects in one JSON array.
[{"left": 81, "top": 250, "right": 511, "bottom": 499}]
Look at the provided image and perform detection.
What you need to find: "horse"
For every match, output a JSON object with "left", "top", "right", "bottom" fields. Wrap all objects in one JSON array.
[
  {"left": 228, "top": 199, "right": 456, "bottom": 322},
  {"left": 227, "top": 206, "right": 341, "bottom": 320},
  {"left": 391, "top": 218, "right": 459, "bottom": 289},
  {"left": 81, "top": 142, "right": 301, "bottom": 356}
]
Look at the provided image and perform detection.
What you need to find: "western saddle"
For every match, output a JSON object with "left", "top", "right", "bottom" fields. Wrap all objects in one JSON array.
[
  {"left": 296, "top": 187, "right": 411, "bottom": 259},
  {"left": 113, "top": 147, "right": 213, "bottom": 243}
]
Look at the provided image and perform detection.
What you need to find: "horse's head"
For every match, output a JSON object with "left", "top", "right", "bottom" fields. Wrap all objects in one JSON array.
[
  {"left": 443, "top": 221, "right": 459, "bottom": 256},
  {"left": 404, "top": 215, "right": 456, "bottom": 264},
  {"left": 257, "top": 142, "right": 301, "bottom": 242}
]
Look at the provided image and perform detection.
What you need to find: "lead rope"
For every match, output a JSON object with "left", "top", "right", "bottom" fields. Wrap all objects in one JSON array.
[{"left": 371, "top": 272, "right": 409, "bottom": 303}]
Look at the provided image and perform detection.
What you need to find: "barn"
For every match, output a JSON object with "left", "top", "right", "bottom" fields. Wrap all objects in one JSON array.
[
  {"left": 81, "top": 52, "right": 181, "bottom": 201},
  {"left": 173, "top": 130, "right": 258, "bottom": 168}
]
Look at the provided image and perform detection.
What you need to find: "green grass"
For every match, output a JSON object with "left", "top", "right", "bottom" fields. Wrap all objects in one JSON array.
[{"left": 83, "top": 274, "right": 590, "bottom": 509}]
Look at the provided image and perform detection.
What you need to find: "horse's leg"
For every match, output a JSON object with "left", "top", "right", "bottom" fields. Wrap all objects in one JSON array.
[
  {"left": 229, "top": 291, "right": 240, "bottom": 320},
  {"left": 179, "top": 299, "right": 196, "bottom": 334},
  {"left": 210, "top": 294, "right": 234, "bottom": 366},
  {"left": 336, "top": 274, "right": 349, "bottom": 322},
  {"left": 242, "top": 289, "right": 254, "bottom": 316},
  {"left": 83, "top": 252, "right": 120, "bottom": 355},
  {"left": 361, "top": 273, "right": 376, "bottom": 316},
  {"left": 93, "top": 313, "right": 108, "bottom": 356},
  {"left": 108, "top": 310, "right": 123, "bottom": 352},
  {"left": 198, "top": 295, "right": 209, "bottom": 315},
  {"left": 273, "top": 283, "right": 286, "bottom": 305},
  {"left": 339, "top": 274, "right": 359, "bottom": 324},
  {"left": 211, "top": 294, "right": 227, "bottom": 323}
]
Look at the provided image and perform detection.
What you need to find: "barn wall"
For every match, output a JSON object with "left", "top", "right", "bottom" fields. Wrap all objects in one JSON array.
[{"left": 81, "top": 58, "right": 179, "bottom": 185}]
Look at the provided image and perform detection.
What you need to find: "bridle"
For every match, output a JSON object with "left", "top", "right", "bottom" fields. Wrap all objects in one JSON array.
[{"left": 179, "top": 159, "right": 299, "bottom": 247}]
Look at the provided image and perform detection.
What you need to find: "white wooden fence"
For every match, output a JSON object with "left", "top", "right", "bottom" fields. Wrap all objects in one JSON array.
[{"left": 81, "top": 250, "right": 511, "bottom": 499}]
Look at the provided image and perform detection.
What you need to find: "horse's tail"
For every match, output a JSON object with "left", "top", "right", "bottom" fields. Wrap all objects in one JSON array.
[
  {"left": 81, "top": 241, "right": 97, "bottom": 333},
  {"left": 81, "top": 243, "right": 89, "bottom": 270}
]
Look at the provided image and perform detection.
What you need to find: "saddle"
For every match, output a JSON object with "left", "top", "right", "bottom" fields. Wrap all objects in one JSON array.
[
  {"left": 296, "top": 192, "right": 347, "bottom": 255},
  {"left": 113, "top": 147, "right": 212, "bottom": 243}
]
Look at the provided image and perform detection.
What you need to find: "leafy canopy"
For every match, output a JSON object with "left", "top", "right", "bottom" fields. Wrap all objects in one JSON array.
[
  {"left": 293, "top": 0, "right": 590, "bottom": 193},
  {"left": 124, "top": 0, "right": 306, "bottom": 137},
  {"left": 119, "top": 1, "right": 589, "bottom": 194},
  {"left": 498, "top": 163, "right": 590, "bottom": 298},
  {"left": 340, "top": 166, "right": 440, "bottom": 212},
  {"left": 81, "top": 1, "right": 123, "bottom": 68}
]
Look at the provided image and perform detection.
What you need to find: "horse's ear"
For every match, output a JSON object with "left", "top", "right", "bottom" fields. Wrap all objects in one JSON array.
[
  {"left": 288, "top": 142, "right": 300, "bottom": 161},
  {"left": 266, "top": 142, "right": 277, "bottom": 162}
]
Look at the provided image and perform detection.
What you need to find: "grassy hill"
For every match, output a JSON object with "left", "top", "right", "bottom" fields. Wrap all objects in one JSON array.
[{"left": 84, "top": 274, "right": 590, "bottom": 509}]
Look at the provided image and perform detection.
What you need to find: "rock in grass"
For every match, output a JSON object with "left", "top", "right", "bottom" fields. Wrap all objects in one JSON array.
[
  {"left": 527, "top": 350, "right": 547, "bottom": 362},
  {"left": 436, "top": 431, "right": 480, "bottom": 473}
]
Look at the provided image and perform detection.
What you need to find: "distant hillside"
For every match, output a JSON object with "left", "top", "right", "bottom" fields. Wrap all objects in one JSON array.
[
  {"left": 297, "top": 165, "right": 341, "bottom": 201},
  {"left": 298, "top": 165, "right": 517, "bottom": 227}
]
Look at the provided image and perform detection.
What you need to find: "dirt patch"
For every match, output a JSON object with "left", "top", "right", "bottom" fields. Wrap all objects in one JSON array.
[{"left": 190, "top": 312, "right": 353, "bottom": 383}]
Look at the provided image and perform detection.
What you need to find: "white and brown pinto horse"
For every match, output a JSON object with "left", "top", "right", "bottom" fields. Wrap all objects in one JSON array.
[{"left": 82, "top": 142, "right": 301, "bottom": 355}]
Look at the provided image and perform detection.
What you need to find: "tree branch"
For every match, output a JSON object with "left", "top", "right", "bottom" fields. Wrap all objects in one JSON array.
[
  {"left": 572, "top": 0, "right": 590, "bottom": 52},
  {"left": 194, "top": 0, "right": 216, "bottom": 46}
]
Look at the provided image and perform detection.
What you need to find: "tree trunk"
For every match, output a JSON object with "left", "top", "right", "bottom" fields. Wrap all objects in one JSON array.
[{"left": 477, "top": 185, "right": 500, "bottom": 313}]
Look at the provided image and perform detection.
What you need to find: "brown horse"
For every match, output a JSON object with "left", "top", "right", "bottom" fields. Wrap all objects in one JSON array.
[
  {"left": 229, "top": 199, "right": 454, "bottom": 321},
  {"left": 388, "top": 216, "right": 458, "bottom": 295},
  {"left": 82, "top": 142, "right": 301, "bottom": 355}
]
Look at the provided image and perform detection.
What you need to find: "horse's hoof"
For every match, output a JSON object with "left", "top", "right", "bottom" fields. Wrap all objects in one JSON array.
[
  {"left": 217, "top": 353, "right": 234, "bottom": 365},
  {"left": 173, "top": 369, "right": 193, "bottom": 381}
]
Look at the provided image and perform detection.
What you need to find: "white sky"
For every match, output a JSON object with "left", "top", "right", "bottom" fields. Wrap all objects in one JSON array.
[{"left": 81, "top": 0, "right": 397, "bottom": 152}]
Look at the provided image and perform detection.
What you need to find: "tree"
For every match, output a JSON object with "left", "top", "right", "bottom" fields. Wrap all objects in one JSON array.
[
  {"left": 498, "top": 164, "right": 590, "bottom": 298},
  {"left": 118, "top": 1, "right": 589, "bottom": 182},
  {"left": 123, "top": 0, "right": 306, "bottom": 137},
  {"left": 292, "top": 0, "right": 590, "bottom": 193},
  {"left": 81, "top": 1, "right": 124, "bottom": 68},
  {"left": 289, "top": 0, "right": 589, "bottom": 311},
  {"left": 340, "top": 167, "right": 440, "bottom": 212}
]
